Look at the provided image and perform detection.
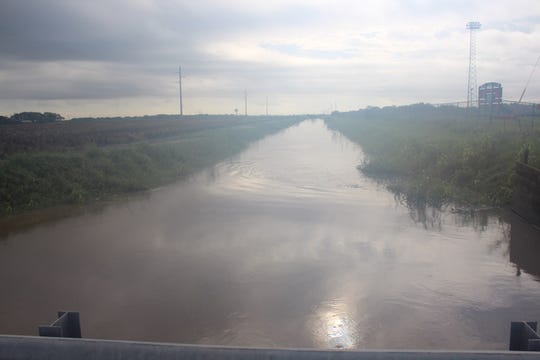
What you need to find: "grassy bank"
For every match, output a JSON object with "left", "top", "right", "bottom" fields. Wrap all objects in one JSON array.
[
  {"left": 0, "top": 116, "right": 302, "bottom": 217},
  {"left": 0, "top": 114, "right": 292, "bottom": 156},
  {"left": 326, "top": 104, "right": 540, "bottom": 208}
]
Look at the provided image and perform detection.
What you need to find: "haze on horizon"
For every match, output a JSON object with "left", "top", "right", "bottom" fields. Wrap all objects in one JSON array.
[{"left": 1, "top": 0, "right": 539, "bottom": 119}]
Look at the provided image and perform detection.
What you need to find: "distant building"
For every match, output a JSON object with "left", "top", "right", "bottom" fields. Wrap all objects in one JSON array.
[{"left": 478, "top": 82, "right": 502, "bottom": 107}]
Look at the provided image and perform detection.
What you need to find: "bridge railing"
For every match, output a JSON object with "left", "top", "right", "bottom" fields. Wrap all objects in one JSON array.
[{"left": 1, "top": 335, "right": 540, "bottom": 360}]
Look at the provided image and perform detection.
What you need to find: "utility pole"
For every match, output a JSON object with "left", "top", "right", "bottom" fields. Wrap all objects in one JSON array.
[
  {"left": 244, "top": 90, "right": 248, "bottom": 116},
  {"left": 466, "top": 21, "right": 481, "bottom": 108},
  {"left": 179, "top": 66, "right": 183, "bottom": 116},
  {"left": 266, "top": 96, "right": 268, "bottom": 116}
]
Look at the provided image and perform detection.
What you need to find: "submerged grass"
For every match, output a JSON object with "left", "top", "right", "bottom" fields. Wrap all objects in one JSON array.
[
  {"left": 326, "top": 104, "right": 540, "bottom": 208},
  {"left": 0, "top": 117, "right": 301, "bottom": 217}
]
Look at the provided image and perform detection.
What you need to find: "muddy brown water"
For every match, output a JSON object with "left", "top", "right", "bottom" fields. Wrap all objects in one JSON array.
[{"left": 1, "top": 119, "right": 539, "bottom": 350}]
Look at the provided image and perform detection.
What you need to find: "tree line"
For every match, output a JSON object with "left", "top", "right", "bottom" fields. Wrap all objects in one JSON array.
[{"left": 0, "top": 112, "right": 64, "bottom": 125}]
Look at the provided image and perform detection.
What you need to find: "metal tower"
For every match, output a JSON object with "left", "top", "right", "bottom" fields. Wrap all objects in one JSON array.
[
  {"left": 178, "top": 66, "right": 183, "bottom": 116},
  {"left": 466, "top": 21, "right": 481, "bottom": 107}
]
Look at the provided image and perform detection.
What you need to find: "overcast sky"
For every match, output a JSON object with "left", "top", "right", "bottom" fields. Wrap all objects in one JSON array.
[{"left": 1, "top": 0, "right": 539, "bottom": 118}]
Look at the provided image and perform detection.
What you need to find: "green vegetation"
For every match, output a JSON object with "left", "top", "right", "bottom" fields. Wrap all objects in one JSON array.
[
  {"left": 0, "top": 114, "right": 288, "bottom": 155},
  {"left": 0, "top": 112, "right": 64, "bottom": 124},
  {"left": 326, "top": 104, "right": 540, "bottom": 208},
  {"left": 0, "top": 116, "right": 302, "bottom": 217}
]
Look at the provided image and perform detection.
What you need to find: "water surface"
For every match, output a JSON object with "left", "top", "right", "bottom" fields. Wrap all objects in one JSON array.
[{"left": 1, "top": 119, "right": 539, "bottom": 350}]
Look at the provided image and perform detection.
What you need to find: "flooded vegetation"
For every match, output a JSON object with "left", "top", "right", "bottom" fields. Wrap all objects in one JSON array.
[
  {"left": 1, "top": 120, "right": 539, "bottom": 350},
  {"left": 327, "top": 104, "right": 540, "bottom": 208}
]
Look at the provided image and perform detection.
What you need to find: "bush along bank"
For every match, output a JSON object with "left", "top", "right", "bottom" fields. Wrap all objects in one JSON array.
[{"left": 326, "top": 104, "right": 540, "bottom": 209}]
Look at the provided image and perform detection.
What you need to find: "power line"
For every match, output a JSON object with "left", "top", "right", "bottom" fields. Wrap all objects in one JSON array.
[{"left": 518, "top": 54, "right": 540, "bottom": 104}]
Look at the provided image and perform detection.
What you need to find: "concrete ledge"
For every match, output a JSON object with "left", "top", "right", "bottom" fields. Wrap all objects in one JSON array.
[{"left": 1, "top": 335, "right": 540, "bottom": 360}]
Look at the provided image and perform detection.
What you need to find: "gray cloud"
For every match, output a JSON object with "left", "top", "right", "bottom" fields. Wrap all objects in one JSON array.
[
  {"left": 0, "top": 0, "right": 539, "bottom": 117},
  {"left": 0, "top": 0, "right": 195, "bottom": 63}
]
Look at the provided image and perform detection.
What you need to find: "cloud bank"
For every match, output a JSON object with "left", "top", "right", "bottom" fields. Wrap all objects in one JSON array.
[{"left": 1, "top": 0, "right": 539, "bottom": 117}]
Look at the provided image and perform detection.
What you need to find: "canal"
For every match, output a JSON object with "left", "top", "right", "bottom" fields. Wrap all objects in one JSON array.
[{"left": 0, "top": 119, "right": 539, "bottom": 350}]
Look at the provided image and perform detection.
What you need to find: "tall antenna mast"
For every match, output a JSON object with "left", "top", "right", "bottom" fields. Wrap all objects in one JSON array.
[
  {"left": 179, "top": 66, "right": 183, "bottom": 116},
  {"left": 466, "top": 21, "right": 481, "bottom": 107}
]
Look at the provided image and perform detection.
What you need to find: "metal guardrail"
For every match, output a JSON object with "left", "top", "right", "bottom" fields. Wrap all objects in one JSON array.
[
  {"left": 0, "top": 313, "right": 538, "bottom": 359},
  {"left": 510, "top": 322, "right": 540, "bottom": 351},
  {"left": 37, "top": 311, "right": 81, "bottom": 338},
  {"left": 1, "top": 335, "right": 540, "bottom": 360},
  {"left": 2, "top": 313, "right": 538, "bottom": 360}
]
